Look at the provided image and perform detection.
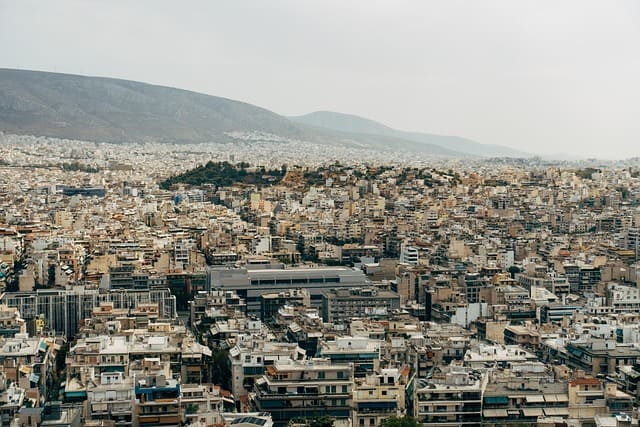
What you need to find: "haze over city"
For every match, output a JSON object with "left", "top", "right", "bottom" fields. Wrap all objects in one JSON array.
[
  {"left": 1, "top": 0, "right": 639, "bottom": 159},
  {"left": 5, "top": 3, "right": 640, "bottom": 427}
]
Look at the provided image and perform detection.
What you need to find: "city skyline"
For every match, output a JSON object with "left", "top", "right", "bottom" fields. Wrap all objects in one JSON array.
[
  {"left": 1, "top": 0, "right": 639, "bottom": 159},
  {"left": 3, "top": 2, "right": 640, "bottom": 426}
]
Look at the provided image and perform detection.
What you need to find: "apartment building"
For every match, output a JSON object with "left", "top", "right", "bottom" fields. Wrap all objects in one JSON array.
[
  {"left": 414, "top": 366, "right": 486, "bottom": 427},
  {"left": 319, "top": 336, "right": 381, "bottom": 378},
  {"left": 85, "top": 372, "right": 134, "bottom": 427},
  {"left": 132, "top": 358, "right": 181, "bottom": 426},
  {"left": 251, "top": 358, "right": 353, "bottom": 427},
  {"left": 321, "top": 287, "right": 400, "bottom": 323},
  {"left": 352, "top": 368, "right": 407, "bottom": 427}
]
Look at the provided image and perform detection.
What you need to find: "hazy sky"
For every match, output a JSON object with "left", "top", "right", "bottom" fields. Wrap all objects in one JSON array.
[{"left": 1, "top": 1, "right": 639, "bottom": 158}]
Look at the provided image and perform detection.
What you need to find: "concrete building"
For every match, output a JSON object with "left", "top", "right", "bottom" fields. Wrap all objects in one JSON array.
[
  {"left": 208, "top": 266, "right": 370, "bottom": 315},
  {"left": 352, "top": 368, "right": 407, "bottom": 427},
  {"left": 85, "top": 372, "right": 134, "bottom": 427},
  {"left": 564, "top": 339, "right": 640, "bottom": 376},
  {"left": 399, "top": 245, "right": 419, "bottom": 265},
  {"left": 1, "top": 288, "right": 176, "bottom": 337},
  {"left": 251, "top": 358, "right": 353, "bottom": 427},
  {"left": 132, "top": 358, "right": 181, "bottom": 426},
  {"left": 319, "top": 336, "right": 381, "bottom": 378},
  {"left": 414, "top": 366, "right": 486, "bottom": 427},
  {"left": 260, "top": 289, "right": 310, "bottom": 323},
  {"left": 321, "top": 287, "right": 400, "bottom": 323},
  {"left": 503, "top": 324, "right": 541, "bottom": 350}
]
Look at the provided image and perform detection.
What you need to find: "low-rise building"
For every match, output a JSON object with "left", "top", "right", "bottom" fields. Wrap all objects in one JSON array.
[
  {"left": 319, "top": 336, "right": 381, "bottom": 378},
  {"left": 503, "top": 324, "right": 541, "bottom": 350}
]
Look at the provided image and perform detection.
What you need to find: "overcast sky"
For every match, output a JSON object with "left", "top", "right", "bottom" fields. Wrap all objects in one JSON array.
[{"left": 1, "top": 1, "right": 639, "bottom": 159}]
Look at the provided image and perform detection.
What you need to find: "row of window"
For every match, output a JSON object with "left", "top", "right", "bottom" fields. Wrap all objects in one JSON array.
[{"left": 250, "top": 277, "right": 340, "bottom": 285}]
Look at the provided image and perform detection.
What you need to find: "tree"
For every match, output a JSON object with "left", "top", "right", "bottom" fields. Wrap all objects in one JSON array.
[
  {"left": 308, "top": 416, "right": 334, "bottom": 427},
  {"left": 508, "top": 265, "right": 521, "bottom": 279},
  {"left": 289, "top": 416, "right": 334, "bottom": 427},
  {"left": 211, "top": 347, "right": 231, "bottom": 389},
  {"left": 380, "top": 416, "right": 422, "bottom": 427},
  {"left": 47, "top": 263, "right": 56, "bottom": 287}
]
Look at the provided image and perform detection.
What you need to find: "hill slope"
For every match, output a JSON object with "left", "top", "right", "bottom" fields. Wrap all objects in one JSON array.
[
  {"left": 290, "top": 111, "right": 528, "bottom": 157},
  {"left": 0, "top": 68, "right": 308, "bottom": 143},
  {"left": 0, "top": 69, "right": 492, "bottom": 157}
]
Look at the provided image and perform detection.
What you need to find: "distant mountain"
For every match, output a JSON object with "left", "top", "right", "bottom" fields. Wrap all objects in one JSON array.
[
  {"left": 0, "top": 69, "right": 510, "bottom": 158},
  {"left": 0, "top": 68, "right": 308, "bottom": 144},
  {"left": 290, "top": 111, "right": 529, "bottom": 158}
]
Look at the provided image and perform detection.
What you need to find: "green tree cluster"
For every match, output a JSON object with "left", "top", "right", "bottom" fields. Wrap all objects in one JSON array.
[
  {"left": 160, "top": 161, "right": 285, "bottom": 189},
  {"left": 380, "top": 416, "right": 422, "bottom": 427}
]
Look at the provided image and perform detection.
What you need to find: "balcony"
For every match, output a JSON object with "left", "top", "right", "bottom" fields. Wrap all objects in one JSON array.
[
  {"left": 257, "top": 391, "right": 351, "bottom": 400},
  {"left": 138, "top": 414, "right": 181, "bottom": 425}
]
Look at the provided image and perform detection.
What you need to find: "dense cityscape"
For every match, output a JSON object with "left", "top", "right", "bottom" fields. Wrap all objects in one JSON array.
[{"left": 1, "top": 134, "right": 640, "bottom": 427}]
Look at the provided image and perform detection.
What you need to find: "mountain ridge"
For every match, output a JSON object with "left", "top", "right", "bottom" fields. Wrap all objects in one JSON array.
[
  {"left": 0, "top": 68, "right": 521, "bottom": 158},
  {"left": 290, "top": 110, "right": 529, "bottom": 158},
  {"left": 0, "top": 68, "right": 309, "bottom": 144}
]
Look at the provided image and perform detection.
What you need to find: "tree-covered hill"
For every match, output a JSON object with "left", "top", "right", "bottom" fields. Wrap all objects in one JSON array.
[{"left": 160, "top": 161, "right": 286, "bottom": 189}]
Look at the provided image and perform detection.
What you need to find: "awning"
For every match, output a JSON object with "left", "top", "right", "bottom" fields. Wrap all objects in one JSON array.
[
  {"left": 567, "top": 347, "right": 583, "bottom": 357},
  {"left": 484, "top": 396, "right": 509, "bottom": 405},
  {"left": 64, "top": 391, "right": 87, "bottom": 398},
  {"left": 483, "top": 409, "right": 508, "bottom": 418},
  {"left": 359, "top": 401, "right": 397, "bottom": 410},
  {"left": 525, "top": 395, "right": 545, "bottom": 403},
  {"left": 544, "top": 394, "right": 558, "bottom": 402},
  {"left": 544, "top": 407, "right": 569, "bottom": 416},
  {"left": 522, "top": 408, "right": 544, "bottom": 417}
]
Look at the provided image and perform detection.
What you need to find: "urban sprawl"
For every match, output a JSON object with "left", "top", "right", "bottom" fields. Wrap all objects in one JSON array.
[{"left": 2, "top": 134, "right": 640, "bottom": 427}]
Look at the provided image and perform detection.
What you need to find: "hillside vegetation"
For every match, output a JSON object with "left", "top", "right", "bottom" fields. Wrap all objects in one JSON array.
[{"left": 160, "top": 161, "right": 286, "bottom": 189}]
